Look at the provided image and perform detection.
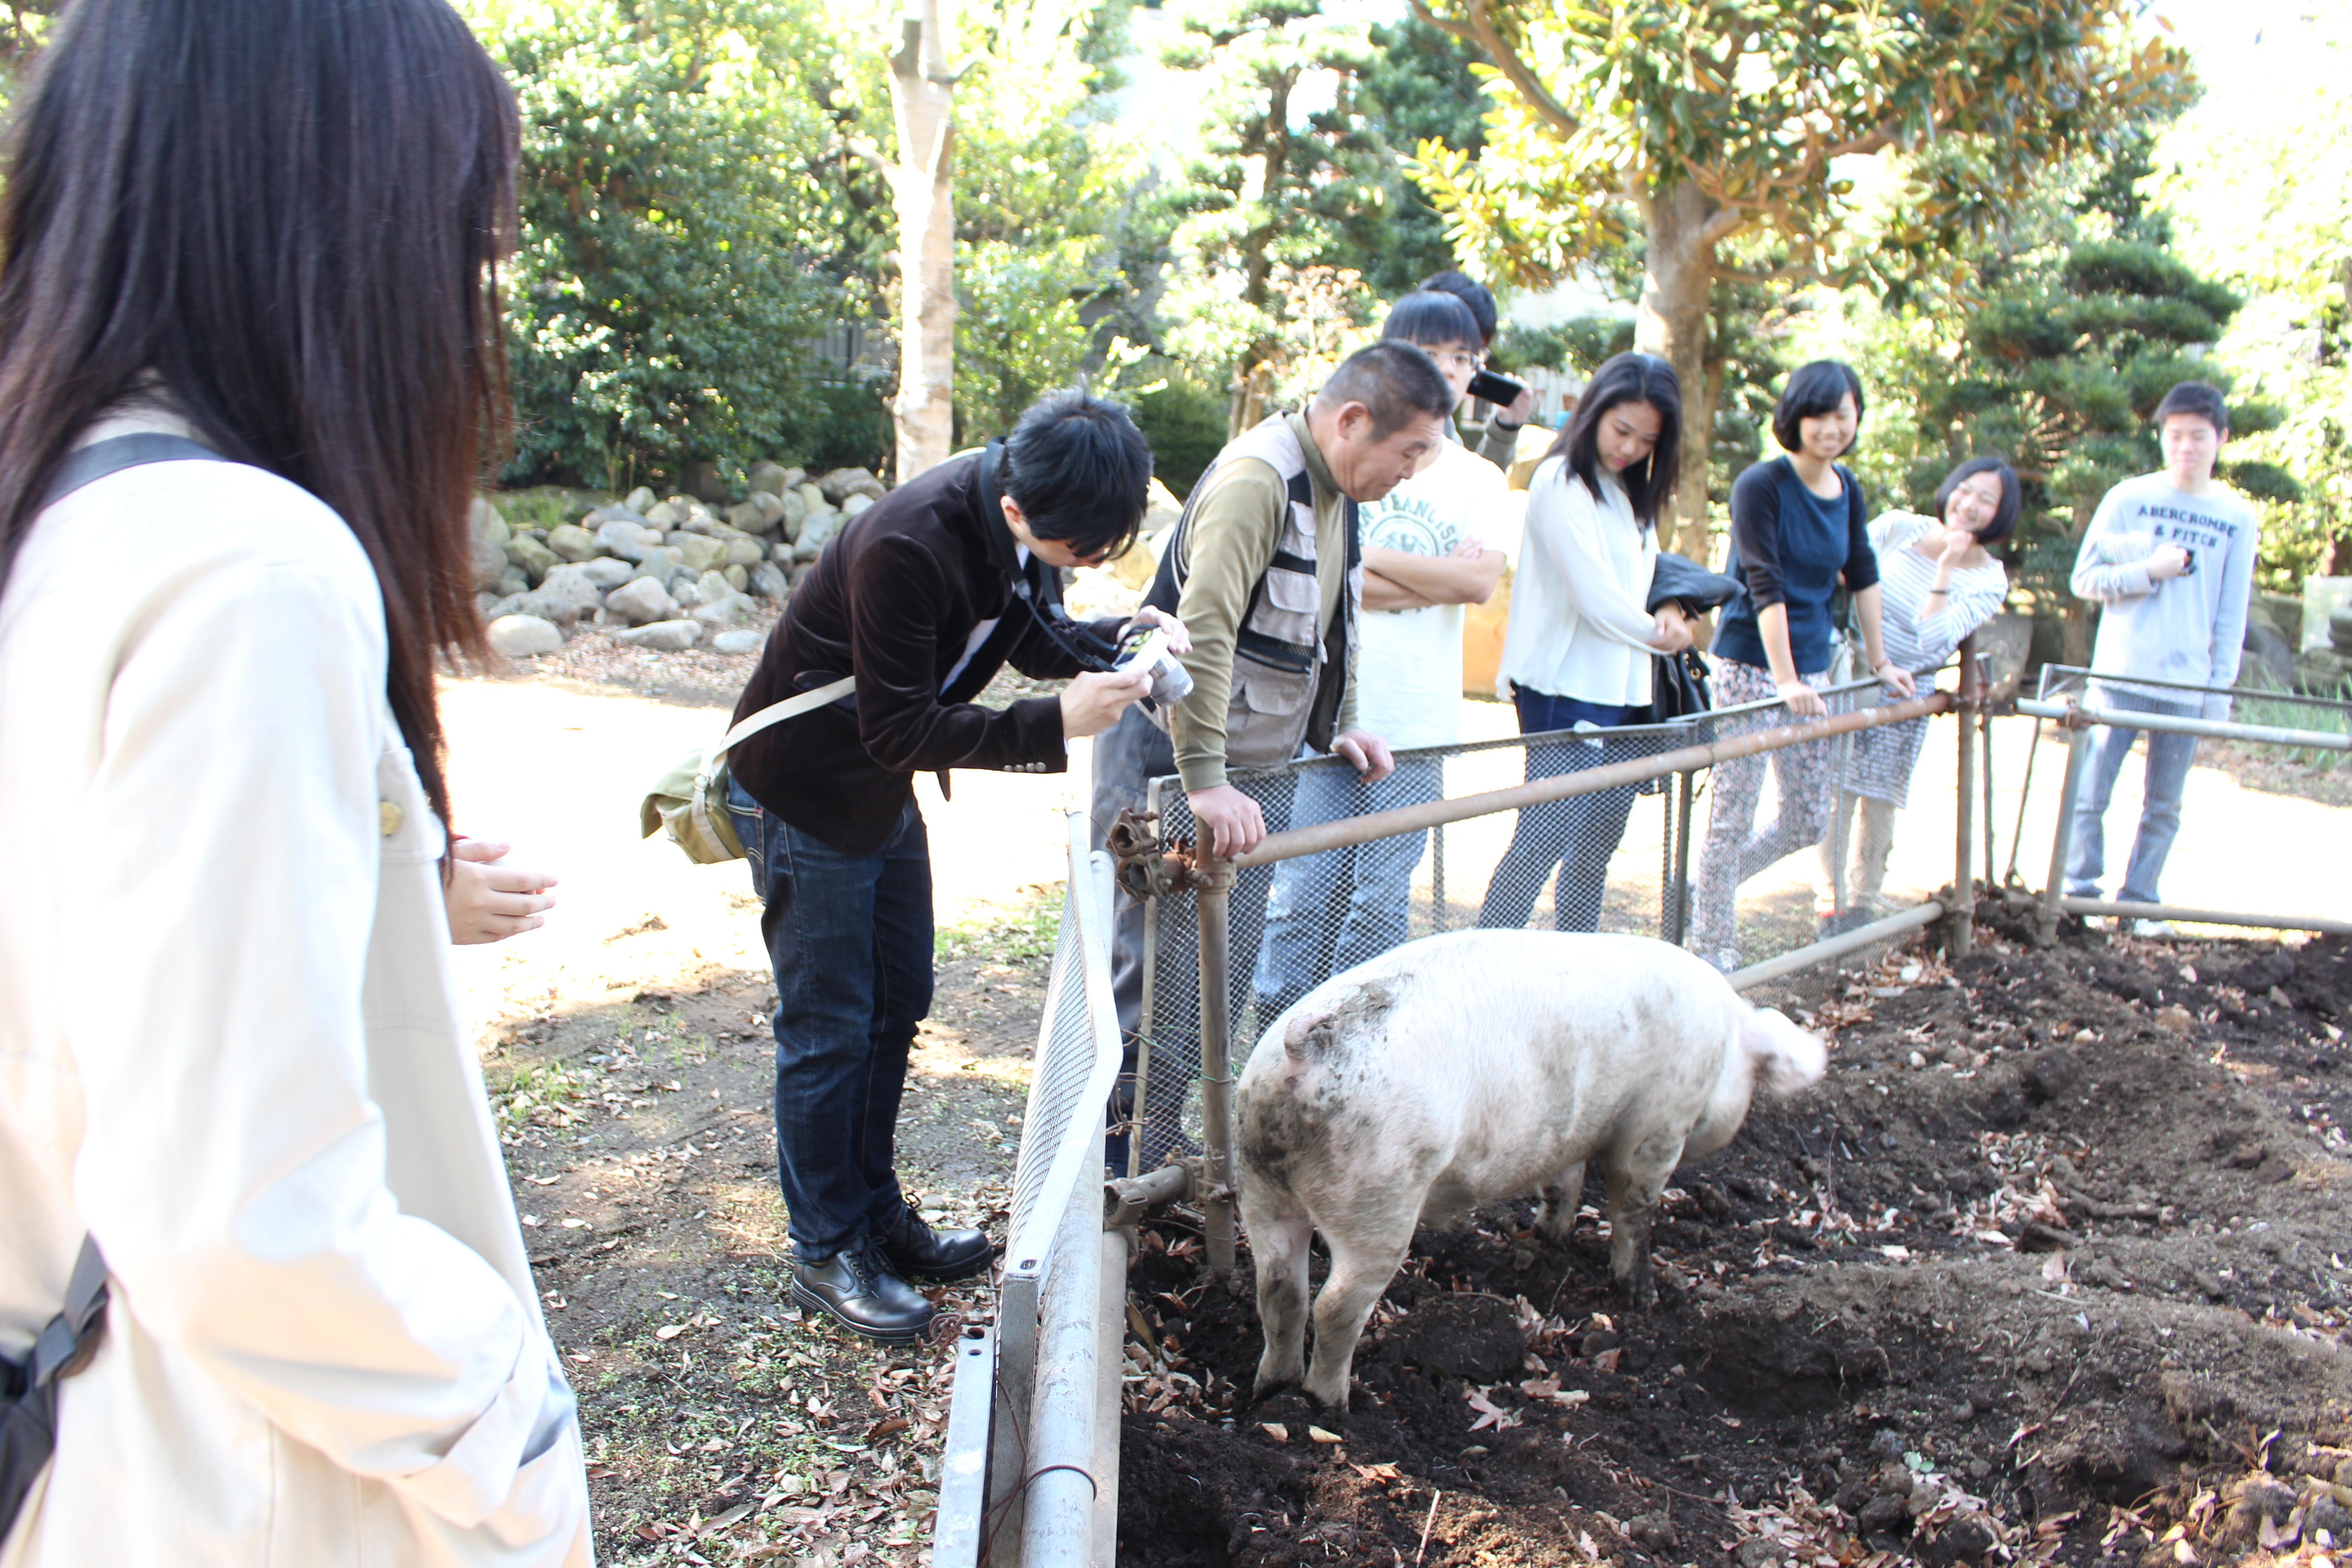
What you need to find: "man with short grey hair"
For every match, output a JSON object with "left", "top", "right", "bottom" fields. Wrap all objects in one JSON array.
[{"left": 1090, "top": 341, "right": 1455, "bottom": 1167}]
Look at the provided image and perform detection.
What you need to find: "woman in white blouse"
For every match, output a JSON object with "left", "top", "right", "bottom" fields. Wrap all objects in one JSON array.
[
  {"left": 1480, "top": 353, "right": 1700, "bottom": 931},
  {"left": 0, "top": 2, "right": 590, "bottom": 1563},
  {"left": 1819, "top": 456, "right": 2016, "bottom": 924}
]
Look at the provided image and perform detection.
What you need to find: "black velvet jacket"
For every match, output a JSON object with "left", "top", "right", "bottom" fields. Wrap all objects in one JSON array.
[{"left": 728, "top": 451, "right": 1111, "bottom": 856}]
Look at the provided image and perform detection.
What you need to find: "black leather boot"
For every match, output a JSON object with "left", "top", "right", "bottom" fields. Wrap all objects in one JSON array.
[
  {"left": 790, "top": 1237, "right": 936, "bottom": 1342},
  {"left": 880, "top": 1202, "right": 995, "bottom": 1283}
]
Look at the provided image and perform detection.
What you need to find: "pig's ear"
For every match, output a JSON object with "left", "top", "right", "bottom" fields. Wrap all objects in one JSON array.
[
  {"left": 1280, "top": 1004, "right": 1338, "bottom": 1061},
  {"left": 1741, "top": 1007, "right": 1828, "bottom": 1095}
]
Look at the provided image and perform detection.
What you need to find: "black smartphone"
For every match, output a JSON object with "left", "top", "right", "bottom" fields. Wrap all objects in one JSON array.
[{"left": 1465, "top": 368, "right": 1526, "bottom": 407}]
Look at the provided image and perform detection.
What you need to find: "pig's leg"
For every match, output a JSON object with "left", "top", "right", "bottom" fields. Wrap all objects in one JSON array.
[
  {"left": 1533, "top": 1160, "right": 1586, "bottom": 1243},
  {"left": 1602, "top": 1133, "right": 1685, "bottom": 1308},
  {"left": 1244, "top": 1194, "right": 1313, "bottom": 1397},
  {"left": 1302, "top": 1200, "right": 1418, "bottom": 1408}
]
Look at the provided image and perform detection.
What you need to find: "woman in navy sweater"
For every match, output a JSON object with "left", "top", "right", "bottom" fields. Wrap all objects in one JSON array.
[{"left": 1690, "top": 361, "right": 1914, "bottom": 971}]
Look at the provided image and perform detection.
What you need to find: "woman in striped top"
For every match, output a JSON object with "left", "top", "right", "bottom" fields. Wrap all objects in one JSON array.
[{"left": 1819, "top": 456, "right": 2016, "bottom": 923}]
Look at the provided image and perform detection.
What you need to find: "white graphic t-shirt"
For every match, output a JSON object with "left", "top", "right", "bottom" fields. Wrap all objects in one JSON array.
[{"left": 1355, "top": 441, "right": 1508, "bottom": 750}]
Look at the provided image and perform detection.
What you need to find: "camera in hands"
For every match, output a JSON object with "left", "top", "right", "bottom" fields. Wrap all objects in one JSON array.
[{"left": 1114, "top": 623, "right": 1193, "bottom": 705}]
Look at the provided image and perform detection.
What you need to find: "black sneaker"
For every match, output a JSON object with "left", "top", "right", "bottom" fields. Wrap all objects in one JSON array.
[
  {"left": 790, "top": 1237, "right": 937, "bottom": 1342},
  {"left": 881, "top": 1202, "right": 995, "bottom": 1284}
]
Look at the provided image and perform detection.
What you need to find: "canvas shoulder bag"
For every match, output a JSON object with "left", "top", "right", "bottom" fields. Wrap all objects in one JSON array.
[
  {"left": 4, "top": 431, "right": 225, "bottom": 1534},
  {"left": 639, "top": 676, "right": 857, "bottom": 864}
]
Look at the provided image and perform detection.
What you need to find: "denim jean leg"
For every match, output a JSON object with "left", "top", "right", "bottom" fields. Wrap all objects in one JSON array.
[
  {"left": 2064, "top": 723, "right": 2140, "bottom": 897},
  {"left": 852, "top": 806, "right": 936, "bottom": 1234},
  {"left": 1255, "top": 764, "right": 1357, "bottom": 1018},
  {"left": 1480, "top": 735, "right": 1575, "bottom": 929},
  {"left": 2121, "top": 725, "right": 2198, "bottom": 904},
  {"left": 1330, "top": 758, "right": 1439, "bottom": 974},
  {"left": 754, "top": 804, "right": 926, "bottom": 1259},
  {"left": 1554, "top": 776, "right": 1639, "bottom": 931}
]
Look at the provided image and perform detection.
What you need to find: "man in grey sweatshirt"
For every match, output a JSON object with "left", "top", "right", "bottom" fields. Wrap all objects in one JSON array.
[{"left": 2063, "top": 381, "right": 2259, "bottom": 922}]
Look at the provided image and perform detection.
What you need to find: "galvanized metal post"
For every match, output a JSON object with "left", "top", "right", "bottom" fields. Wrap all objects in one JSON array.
[
  {"left": 2038, "top": 720, "right": 2091, "bottom": 944},
  {"left": 1669, "top": 769, "right": 1696, "bottom": 947},
  {"left": 1194, "top": 857, "right": 1238, "bottom": 1276},
  {"left": 1093, "top": 1229, "right": 1129, "bottom": 1566},
  {"left": 1950, "top": 634, "right": 1979, "bottom": 961},
  {"left": 1019, "top": 1128, "right": 1106, "bottom": 1568}
]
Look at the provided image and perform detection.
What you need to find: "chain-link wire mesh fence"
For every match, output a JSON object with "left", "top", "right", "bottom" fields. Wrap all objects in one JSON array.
[{"left": 1115, "top": 675, "right": 1957, "bottom": 1173}]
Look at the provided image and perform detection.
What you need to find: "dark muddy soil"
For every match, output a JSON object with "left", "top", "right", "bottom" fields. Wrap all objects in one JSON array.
[{"left": 1118, "top": 906, "right": 2352, "bottom": 1568}]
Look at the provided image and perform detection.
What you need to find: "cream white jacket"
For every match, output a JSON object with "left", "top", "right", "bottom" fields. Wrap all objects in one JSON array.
[
  {"left": 0, "top": 422, "right": 593, "bottom": 1566},
  {"left": 1495, "top": 457, "right": 1660, "bottom": 706}
]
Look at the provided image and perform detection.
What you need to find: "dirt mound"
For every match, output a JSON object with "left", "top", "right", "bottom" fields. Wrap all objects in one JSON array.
[{"left": 1118, "top": 918, "right": 2351, "bottom": 1566}]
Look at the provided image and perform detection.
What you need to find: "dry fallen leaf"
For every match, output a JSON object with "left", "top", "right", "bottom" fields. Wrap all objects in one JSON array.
[
  {"left": 1259, "top": 1422, "right": 1289, "bottom": 1442},
  {"left": 654, "top": 1323, "right": 686, "bottom": 1340},
  {"left": 1308, "top": 1426, "right": 1341, "bottom": 1444}
]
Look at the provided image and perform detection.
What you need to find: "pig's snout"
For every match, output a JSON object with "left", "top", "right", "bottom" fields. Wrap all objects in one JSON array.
[{"left": 1742, "top": 1006, "right": 1827, "bottom": 1097}]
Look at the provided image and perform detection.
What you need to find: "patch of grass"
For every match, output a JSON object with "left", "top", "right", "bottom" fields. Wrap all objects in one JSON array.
[
  {"left": 2236, "top": 676, "right": 2352, "bottom": 771},
  {"left": 935, "top": 882, "right": 1063, "bottom": 966}
]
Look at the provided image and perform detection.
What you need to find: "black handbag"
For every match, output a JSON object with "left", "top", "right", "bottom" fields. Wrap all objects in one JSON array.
[
  {"left": 1647, "top": 646, "right": 1712, "bottom": 724},
  {"left": 1, "top": 1240, "right": 109, "bottom": 1534}
]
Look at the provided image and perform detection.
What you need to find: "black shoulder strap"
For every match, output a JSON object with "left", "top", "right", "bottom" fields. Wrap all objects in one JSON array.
[
  {"left": 45, "top": 433, "right": 224, "bottom": 509},
  {"left": 24, "top": 1236, "right": 108, "bottom": 1388}
]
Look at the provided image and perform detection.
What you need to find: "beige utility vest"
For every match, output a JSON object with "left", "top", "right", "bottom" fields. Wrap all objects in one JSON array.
[{"left": 1143, "top": 415, "right": 1361, "bottom": 771}]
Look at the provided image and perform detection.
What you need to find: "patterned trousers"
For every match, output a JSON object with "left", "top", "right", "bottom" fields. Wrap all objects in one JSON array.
[{"left": 1690, "top": 659, "right": 1840, "bottom": 968}]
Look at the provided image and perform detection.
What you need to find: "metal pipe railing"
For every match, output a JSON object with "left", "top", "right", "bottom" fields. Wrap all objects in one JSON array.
[
  {"left": 1193, "top": 862, "right": 1240, "bottom": 1275},
  {"left": 1949, "top": 634, "right": 1981, "bottom": 961},
  {"left": 2016, "top": 697, "right": 2352, "bottom": 751},
  {"left": 2059, "top": 897, "right": 2352, "bottom": 937},
  {"left": 1728, "top": 900, "right": 1948, "bottom": 991},
  {"left": 2035, "top": 664, "right": 2352, "bottom": 714},
  {"left": 1019, "top": 1127, "right": 1107, "bottom": 1568},
  {"left": 1233, "top": 690, "right": 1956, "bottom": 869}
]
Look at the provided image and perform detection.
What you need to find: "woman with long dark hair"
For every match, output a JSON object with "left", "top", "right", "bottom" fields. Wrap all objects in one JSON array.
[
  {"left": 0, "top": 2, "right": 591, "bottom": 1561},
  {"left": 1689, "top": 360, "right": 1916, "bottom": 971},
  {"left": 1818, "top": 456, "right": 2016, "bottom": 924},
  {"left": 1479, "top": 353, "right": 1699, "bottom": 931}
]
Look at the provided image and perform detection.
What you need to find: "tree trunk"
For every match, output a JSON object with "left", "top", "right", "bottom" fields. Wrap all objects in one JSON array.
[
  {"left": 1635, "top": 181, "right": 1719, "bottom": 562},
  {"left": 888, "top": 2, "right": 956, "bottom": 481}
]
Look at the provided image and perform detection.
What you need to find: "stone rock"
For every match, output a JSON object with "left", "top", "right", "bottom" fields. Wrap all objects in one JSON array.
[
  {"left": 747, "top": 560, "right": 789, "bottom": 601},
  {"left": 624, "top": 485, "right": 658, "bottom": 514},
  {"left": 2244, "top": 622, "right": 2296, "bottom": 691},
  {"left": 469, "top": 495, "right": 509, "bottom": 546},
  {"left": 687, "top": 571, "right": 742, "bottom": 627},
  {"left": 614, "top": 618, "right": 701, "bottom": 651},
  {"left": 818, "top": 466, "right": 886, "bottom": 504},
  {"left": 604, "top": 576, "right": 681, "bottom": 626},
  {"left": 667, "top": 532, "right": 726, "bottom": 574},
  {"left": 583, "top": 502, "right": 645, "bottom": 527},
  {"left": 724, "top": 536, "right": 766, "bottom": 568},
  {"left": 726, "top": 499, "right": 770, "bottom": 534},
  {"left": 471, "top": 534, "right": 510, "bottom": 592},
  {"left": 796, "top": 482, "right": 826, "bottom": 514},
  {"left": 746, "top": 460, "right": 790, "bottom": 497},
  {"left": 842, "top": 492, "right": 875, "bottom": 517},
  {"left": 669, "top": 575, "right": 704, "bottom": 609},
  {"left": 596, "top": 519, "right": 665, "bottom": 562},
  {"left": 497, "top": 565, "right": 529, "bottom": 597},
  {"left": 778, "top": 487, "right": 809, "bottom": 539},
  {"left": 769, "top": 541, "right": 795, "bottom": 564},
  {"left": 627, "top": 558, "right": 681, "bottom": 590},
  {"left": 545, "top": 523, "right": 601, "bottom": 564},
  {"left": 580, "top": 556, "right": 635, "bottom": 590},
  {"left": 748, "top": 490, "right": 787, "bottom": 529},
  {"left": 788, "top": 559, "right": 818, "bottom": 589},
  {"left": 796, "top": 511, "right": 844, "bottom": 562},
  {"left": 722, "top": 564, "right": 749, "bottom": 592},
  {"left": 486, "top": 614, "right": 563, "bottom": 658},
  {"left": 502, "top": 534, "right": 556, "bottom": 585},
  {"left": 710, "top": 628, "right": 764, "bottom": 655},
  {"left": 1624, "top": 1513, "right": 1677, "bottom": 1551},
  {"left": 511, "top": 562, "right": 602, "bottom": 624},
  {"left": 644, "top": 499, "right": 681, "bottom": 527}
]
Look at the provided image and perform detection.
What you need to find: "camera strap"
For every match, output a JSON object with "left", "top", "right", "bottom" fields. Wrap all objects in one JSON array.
[{"left": 975, "top": 440, "right": 1124, "bottom": 676}]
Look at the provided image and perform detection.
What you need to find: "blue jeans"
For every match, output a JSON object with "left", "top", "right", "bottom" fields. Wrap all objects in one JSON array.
[
  {"left": 728, "top": 778, "right": 935, "bottom": 1260},
  {"left": 1252, "top": 756, "right": 1442, "bottom": 1022},
  {"left": 1480, "top": 691, "right": 1645, "bottom": 932},
  {"left": 2064, "top": 689, "right": 2200, "bottom": 904}
]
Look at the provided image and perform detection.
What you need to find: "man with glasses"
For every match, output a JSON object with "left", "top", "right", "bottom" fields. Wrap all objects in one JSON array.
[{"left": 725, "top": 389, "right": 1183, "bottom": 1341}]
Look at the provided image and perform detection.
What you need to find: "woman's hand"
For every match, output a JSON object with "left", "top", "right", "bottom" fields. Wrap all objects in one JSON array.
[
  {"left": 1874, "top": 658, "right": 1918, "bottom": 698},
  {"left": 1776, "top": 680, "right": 1828, "bottom": 719},
  {"left": 446, "top": 838, "right": 558, "bottom": 944},
  {"left": 1648, "top": 604, "right": 1695, "bottom": 654},
  {"left": 1937, "top": 527, "right": 1975, "bottom": 569}
]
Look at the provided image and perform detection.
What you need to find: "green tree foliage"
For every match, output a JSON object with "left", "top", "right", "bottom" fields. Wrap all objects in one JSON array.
[
  {"left": 481, "top": 0, "right": 871, "bottom": 491},
  {"left": 1406, "top": 0, "right": 2190, "bottom": 555},
  {"left": 2154, "top": 18, "right": 2352, "bottom": 585}
]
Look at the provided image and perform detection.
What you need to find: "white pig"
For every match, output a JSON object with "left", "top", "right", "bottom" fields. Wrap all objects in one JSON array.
[{"left": 1236, "top": 929, "right": 1827, "bottom": 1407}]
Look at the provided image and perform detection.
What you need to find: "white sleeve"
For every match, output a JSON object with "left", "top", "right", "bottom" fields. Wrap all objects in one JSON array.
[
  {"left": 2204, "top": 504, "right": 2258, "bottom": 718},
  {"left": 61, "top": 541, "right": 547, "bottom": 1528},
  {"left": 1527, "top": 470, "right": 1658, "bottom": 649},
  {"left": 2070, "top": 486, "right": 2156, "bottom": 603}
]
